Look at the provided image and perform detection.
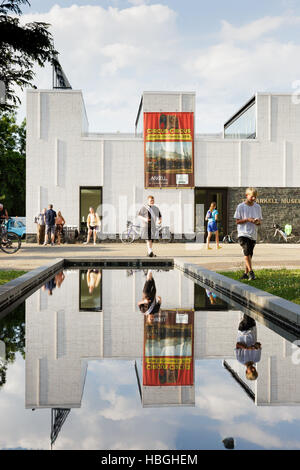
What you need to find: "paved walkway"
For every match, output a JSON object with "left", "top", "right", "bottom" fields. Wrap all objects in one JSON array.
[{"left": 0, "top": 242, "right": 299, "bottom": 271}]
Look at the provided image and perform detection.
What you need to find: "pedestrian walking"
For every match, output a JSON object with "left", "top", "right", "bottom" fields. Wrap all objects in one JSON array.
[
  {"left": 44, "top": 204, "right": 57, "bottom": 246},
  {"left": 55, "top": 211, "right": 65, "bottom": 245},
  {"left": 34, "top": 208, "right": 46, "bottom": 245},
  {"left": 205, "top": 202, "right": 221, "bottom": 250},
  {"left": 83, "top": 207, "right": 100, "bottom": 245},
  {"left": 234, "top": 187, "right": 262, "bottom": 280},
  {"left": 138, "top": 195, "right": 162, "bottom": 257}
]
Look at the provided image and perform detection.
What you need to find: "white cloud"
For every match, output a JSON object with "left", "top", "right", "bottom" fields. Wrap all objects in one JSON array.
[
  {"left": 15, "top": 6, "right": 300, "bottom": 133},
  {"left": 128, "top": 0, "right": 150, "bottom": 5},
  {"left": 220, "top": 16, "right": 287, "bottom": 42}
]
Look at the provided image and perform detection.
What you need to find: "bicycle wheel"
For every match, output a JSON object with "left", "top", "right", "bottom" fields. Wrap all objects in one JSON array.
[
  {"left": 0, "top": 232, "right": 21, "bottom": 254},
  {"left": 159, "top": 226, "right": 171, "bottom": 243},
  {"left": 230, "top": 229, "right": 238, "bottom": 243},
  {"left": 121, "top": 229, "right": 135, "bottom": 243}
]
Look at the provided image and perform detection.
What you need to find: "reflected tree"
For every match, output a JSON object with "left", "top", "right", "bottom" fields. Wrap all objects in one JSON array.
[{"left": 0, "top": 302, "right": 25, "bottom": 388}]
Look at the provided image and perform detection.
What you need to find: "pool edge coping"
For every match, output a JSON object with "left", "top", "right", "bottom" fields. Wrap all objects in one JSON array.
[
  {"left": 174, "top": 258, "right": 300, "bottom": 330},
  {"left": 1, "top": 257, "right": 300, "bottom": 332},
  {"left": 0, "top": 257, "right": 173, "bottom": 311}
]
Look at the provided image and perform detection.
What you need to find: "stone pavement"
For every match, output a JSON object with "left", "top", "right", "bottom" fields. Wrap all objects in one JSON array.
[{"left": 0, "top": 242, "right": 299, "bottom": 271}]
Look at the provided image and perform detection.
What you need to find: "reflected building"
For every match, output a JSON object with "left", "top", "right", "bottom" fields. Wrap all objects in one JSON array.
[
  {"left": 136, "top": 309, "right": 195, "bottom": 407},
  {"left": 225, "top": 319, "right": 300, "bottom": 406},
  {"left": 25, "top": 268, "right": 300, "bottom": 421}
]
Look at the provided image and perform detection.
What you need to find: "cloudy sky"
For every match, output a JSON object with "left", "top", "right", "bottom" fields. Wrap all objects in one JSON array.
[{"left": 16, "top": 0, "right": 300, "bottom": 132}]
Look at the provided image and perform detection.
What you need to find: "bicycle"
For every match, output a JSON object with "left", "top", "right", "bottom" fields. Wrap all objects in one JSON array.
[
  {"left": 228, "top": 224, "right": 300, "bottom": 244},
  {"left": 0, "top": 219, "right": 22, "bottom": 254},
  {"left": 262, "top": 224, "right": 300, "bottom": 243},
  {"left": 121, "top": 221, "right": 171, "bottom": 244},
  {"left": 229, "top": 225, "right": 267, "bottom": 243}
]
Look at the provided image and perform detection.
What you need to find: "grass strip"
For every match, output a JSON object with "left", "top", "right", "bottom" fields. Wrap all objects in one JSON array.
[
  {"left": 0, "top": 270, "right": 28, "bottom": 286},
  {"left": 218, "top": 269, "right": 300, "bottom": 305}
]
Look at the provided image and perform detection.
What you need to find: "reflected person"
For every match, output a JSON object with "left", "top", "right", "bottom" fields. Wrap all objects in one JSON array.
[
  {"left": 42, "top": 277, "right": 56, "bottom": 296},
  {"left": 138, "top": 270, "right": 161, "bottom": 323},
  {"left": 87, "top": 269, "right": 101, "bottom": 294},
  {"left": 205, "top": 289, "right": 217, "bottom": 305},
  {"left": 55, "top": 271, "right": 65, "bottom": 288},
  {"left": 235, "top": 314, "right": 262, "bottom": 380}
]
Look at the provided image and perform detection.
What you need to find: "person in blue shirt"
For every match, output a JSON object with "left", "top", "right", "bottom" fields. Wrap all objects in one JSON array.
[
  {"left": 43, "top": 204, "right": 57, "bottom": 246},
  {"left": 205, "top": 202, "right": 221, "bottom": 250}
]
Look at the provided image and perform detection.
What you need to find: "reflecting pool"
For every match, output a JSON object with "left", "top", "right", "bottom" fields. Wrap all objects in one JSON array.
[{"left": 1, "top": 267, "right": 300, "bottom": 450}]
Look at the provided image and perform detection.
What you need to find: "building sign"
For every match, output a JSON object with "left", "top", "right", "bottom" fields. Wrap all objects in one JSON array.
[
  {"left": 144, "top": 112, "right": 194, "bottom": 188},
  {"left": 143, "top": 309, "right": 194, "bottom": 386},
  {"left": 256, "top": 198, "right": 300, "bottom": 204}
]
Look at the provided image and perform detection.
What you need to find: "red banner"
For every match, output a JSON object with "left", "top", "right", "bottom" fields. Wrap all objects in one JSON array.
[
  {"left": 144, "top": 112, "right": 194, "bottom": 188},
  {"left": 143, "top": 310, "right": 194, "bottom": 386}
]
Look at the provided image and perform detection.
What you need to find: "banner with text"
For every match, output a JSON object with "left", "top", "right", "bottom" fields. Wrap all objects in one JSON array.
[
  {"left": 144, "top": 112, "right": 194, "bottom": 188},
  {"left": 143, "top": 309, "right": 194, "bottom": 386}
]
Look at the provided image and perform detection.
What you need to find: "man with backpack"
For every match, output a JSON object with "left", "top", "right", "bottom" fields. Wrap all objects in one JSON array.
[{"left": 43, "top": 204, "right": 57, "bottom": 246}]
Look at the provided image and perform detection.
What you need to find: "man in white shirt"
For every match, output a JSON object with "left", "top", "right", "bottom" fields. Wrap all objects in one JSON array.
[
  {"left": 234, "top": 187, "right": 262, "bottom": 280},
  {"left": 235, "top": 314, "right": 261, "bottom": 381},
  {"left": 138, "top": 195, "right": 162, "bottom": 257}
]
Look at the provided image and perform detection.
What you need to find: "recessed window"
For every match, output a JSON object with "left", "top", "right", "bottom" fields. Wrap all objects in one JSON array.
[{"left": 224, "top": 98, "right": 256, "bottom": 139}]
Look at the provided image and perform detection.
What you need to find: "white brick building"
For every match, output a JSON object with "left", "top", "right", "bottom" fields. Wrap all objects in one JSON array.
[{"left": 26, "top": 89, "right": 300, "bottom": 241}]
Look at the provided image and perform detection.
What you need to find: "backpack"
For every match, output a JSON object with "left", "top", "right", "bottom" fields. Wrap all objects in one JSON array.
[{"left": 284, "top": 224, "right": 292, "bottom": 236}]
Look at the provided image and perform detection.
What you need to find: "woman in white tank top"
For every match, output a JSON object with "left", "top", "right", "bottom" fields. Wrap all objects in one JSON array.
[{"left": 83, "top": 207, "right": 100, "bottom": 245}]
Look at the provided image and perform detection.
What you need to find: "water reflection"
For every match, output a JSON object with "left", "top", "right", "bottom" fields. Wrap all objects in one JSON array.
[
  {"left": 42, "top": 271, "right": 65, "bottom": 296},
  {"left": 0, "top": 303, "right": 25, "bottom": 390},
  {"left": 138, "top": 308, "right": 195, "bottom": 407},
  {"left": 1, "top": 268, "right": 300, "bottom": 449},
  {"left": 235, "top": 315, "right": 261, "bottom": 381},
  {"left": 80, "top": 269, "right": 102, "bottom": 311}
]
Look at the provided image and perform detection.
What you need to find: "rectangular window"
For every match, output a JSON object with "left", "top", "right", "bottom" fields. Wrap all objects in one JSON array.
[
  {"left": 224, "top": 97, "right": 256, "bottom": 139},
  {"left": 79, "top": 187, "right": 102, "bottom": 235},
  {"left": 79, "top": 269, "right": 102, "bottom": 311}
]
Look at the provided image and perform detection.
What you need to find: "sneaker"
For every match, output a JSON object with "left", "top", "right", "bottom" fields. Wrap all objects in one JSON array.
[
  {"left": 83, "top": 241, "right": 88, "bottom": 245},
  {"left": 93, "top": 242, "right": 96, "bottom": 246},
  {"left": 239, "top": 273, "right": 249, "bottom": 280},
  {"left": 207, "top": 247, "right": 212, "bottom": 250},
  {"left": 248, "top": 271, "right": 256, "bottom": 280},
  {"left": 148, "top": 252, "right": 153, "bottom": 257},
  {"left": 217, "top": 246, "right": 222, "bottom": 249}
]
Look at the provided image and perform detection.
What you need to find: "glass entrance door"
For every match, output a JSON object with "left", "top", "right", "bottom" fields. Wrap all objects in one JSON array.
[
  {"left": 195, "top": 188, "right": 227, "bottom": 242},
  {"left": 80, "top": 187, "right": 102, "bottom": 235}
]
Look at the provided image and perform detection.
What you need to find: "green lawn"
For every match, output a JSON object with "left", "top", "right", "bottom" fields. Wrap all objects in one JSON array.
[
  {"left": 0, "top": 270, "right": 27, "bottom": 286},
  {"left": 218, "top": 269, "right": 300, "bottom": 305}
]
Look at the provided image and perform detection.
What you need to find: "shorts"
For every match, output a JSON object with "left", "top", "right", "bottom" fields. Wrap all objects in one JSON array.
[
  {"left": 238, "top": 236, "right": 256, "bottom": 257},
  {"left": 46, "top": 225, "right": 55, "bottom": 236},
  {"left": 89, "top": 225, "right": 97, "bottom": 231},
  {"left": 143, "top": 279, "right": 156, "bottom": 300},
  {"left": 141, "top": 224, "right": 158, "bottom": 241},
  {"left": 207, "top": 221, "right": 218, "bottom": 232}
]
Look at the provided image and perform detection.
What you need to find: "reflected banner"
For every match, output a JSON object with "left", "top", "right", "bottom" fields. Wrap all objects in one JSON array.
[
  {"left": 143, "top": 310, "right": 194, "bottom": 386},
  {"left": 144, "top": 112, "right": 194, "bottom": 188}
]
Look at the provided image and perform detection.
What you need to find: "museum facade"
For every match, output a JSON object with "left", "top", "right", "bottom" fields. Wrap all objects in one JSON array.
[{"left": 26, "top": 89, "right": 300, "bottom": 241}]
